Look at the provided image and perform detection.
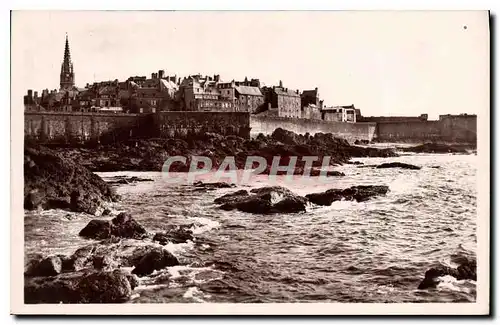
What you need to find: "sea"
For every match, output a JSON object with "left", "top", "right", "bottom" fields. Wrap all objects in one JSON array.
[{"left": 24, "top": 150, "right": 477, "bottom": 303}]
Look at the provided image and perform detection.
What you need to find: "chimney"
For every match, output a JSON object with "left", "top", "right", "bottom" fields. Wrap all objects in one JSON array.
[
  {"left": 34, "top": 91, "right": 38, "bottom": 98},
  {"left": 27, "top": 89, "right": 33, "bottom": 98},
  {"left": 296, "top": 89, "right": 299, "bottom": 94},
  {"left": 315, "top": 87, "right": 318, "bottom": 91},
  {"left": 158, "top": 70, "right": 164, "bottom": 79},
  {"left": 279, "top": 80, "right": 283, "bottom": 88}
]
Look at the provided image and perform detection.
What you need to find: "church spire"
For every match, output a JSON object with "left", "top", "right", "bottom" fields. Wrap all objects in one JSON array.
[{"left": 60, "top": 33, "right": 75, "bottom": 91}]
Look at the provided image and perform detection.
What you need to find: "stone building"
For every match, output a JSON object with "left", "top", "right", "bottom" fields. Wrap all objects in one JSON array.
[
  {"left": 301, "top": 88, "right": 320, "bottom": 108},
  {"left": 321, "top": 105, "right": 357, "bottom": 123},
  {"left": 217, "top": 80, "right": 264, "bottom": 113},
  {"left": 262, "top": 81, "right": 301, "bottom": 118},
  {"left": 179, "top": 75, "right": 227, "bottom": 111}
]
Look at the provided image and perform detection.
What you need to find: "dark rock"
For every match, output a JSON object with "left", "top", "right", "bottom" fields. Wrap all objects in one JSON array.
[
  {"left": 376, "top": 162, "right": 421, "bottom": 170},
  {"left": 418, "top": 259, "right": 477, "bottom": 289},
  {"left": 25, "top": 256, "right": 62, "bottom": 277},
  {"left": 306, "top": 185, "right": 390, "bottom": 206},
  {"left": 111, "top": 212, "right": 148, "bottom": 239},
  {"left": 24, "top": 269, "right": 135, "bottom": 304},
  {"left": 193, "top": 181, "right": 236, "bottom": 190},
  {"left": 153, "top": 225, "right": 194, "bottom": 245},
  {"left": 402, "top": 143, "right": 469, "bottom": 154},
  {"left": 132, "top": 248, "right": 179, "bottom": 277},
  {"left": 215, "top": 186, "right": 307, "bottom": 214},
  {"left": 24, "top": 146, "right": 119, "bottom": 215},
  {"left": 308, "top": 168, "right": 345, "bottom": 177},
  {"left": 213, "top": 190, "right": 249, "bottom": 205},
  {"left": 79, "top": 213, "right": 147, "bottom": 240},
  {"left": 346, "top": 161, "right": 364, "bottom": 165}
]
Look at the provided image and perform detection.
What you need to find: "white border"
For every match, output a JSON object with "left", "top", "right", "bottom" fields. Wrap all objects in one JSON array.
[{"left": 6, "top": 4, "right": 492, "bottom": 317}]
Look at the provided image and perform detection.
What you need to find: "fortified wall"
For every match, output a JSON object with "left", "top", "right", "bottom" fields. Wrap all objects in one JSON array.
[
  {"left": 154, "top": 111, "right": 251, "bottom": 139},
  {"left": 250, "top": 115, "right": 377, "bottom": 142},
  {"left": 375, "top": 114, "right": 477, "bottom": 143},
  {"left": 24, "top": 111, "right": 251, "bottom": 144},
  {"left": 24, "top": 112, "right": 152, "bottom": 144}
]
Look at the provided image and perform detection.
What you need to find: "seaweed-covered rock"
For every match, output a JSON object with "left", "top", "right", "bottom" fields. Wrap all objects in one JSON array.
[
  {"left": 24, "top": 269, "right": 135, "bottom": 304},
  {"left": 306, "top": 185, "right": 390, "bottom": 206},
  {"left": 24, "top": 145, "right": 119, "bottom": 215},
  {"left": 215, "top": 186, "right": 307, "bottom": 214},
  {"left": 376, "top": 162, "right": 421, "bottom": 170},
  {"left": 79, "top": 213, "right": 147, "bottom": 240},
  {"left": 131, "top": 248, "right": 179, "bottom": 277}
]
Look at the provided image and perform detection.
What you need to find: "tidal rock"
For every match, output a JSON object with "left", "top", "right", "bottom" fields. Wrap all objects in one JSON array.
[
  {"left": 24, "top": 269, "right": 135, "bottom": 304},
  {"left": 213, "top": 190, "right": 249, "bottom": 205},
  {"left": 215, "top": 186, "right": 307, "bottom": 214},
  {"left": 376, "top": 162, "right": 421, "bottom": 170},
  {"left": 306, "top": 185, "right": 389, "bottom": 206},
  {"left": 193, "top": 181, "right": 236, "bottom": 191},
  {"left": 24, "top": 146, "right": 119, "bottom": 215},
  {"left": 153, "top": 224, "right": 194, "bottom": 245},
  {"left": 25, "top": 256, "right": 62, "bottom": 277},
  {"left": 131, "top": 248, "right": 180, "bottom": 277},
  {"left": 402, "top": 143, "right": 469, "bottom": 154},
  {"left": 309, "top": 169, "right": 345, "bottom": 177},
  {"left": 418, "top": 259, "right": 477, "bottom": 289},
  {"left": 79, "top": 212, "right": 147, "bottom": 240}
]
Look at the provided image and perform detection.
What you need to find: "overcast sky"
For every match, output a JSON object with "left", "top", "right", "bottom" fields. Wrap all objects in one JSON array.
[{"left": 12, "top": 10, "right": 489, "bottom": 119}]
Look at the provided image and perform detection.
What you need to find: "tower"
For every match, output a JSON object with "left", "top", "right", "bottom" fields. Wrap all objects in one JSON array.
[{"left": 60, "top": 34, "right": 75, "bottom": 91}]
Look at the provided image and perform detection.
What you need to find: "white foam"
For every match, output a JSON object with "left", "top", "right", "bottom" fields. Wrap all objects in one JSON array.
[
  {"left": 183, "top": 287, "right": 206, "bottom": 302},
  {"left": 436, "top": 275, "right": 476, "bottom": 294},
  {"left": 189, "top": 216, "right": 221, "bottom": 235},
  {"left": 163, "top": 240, "right": 195, "bottom": 254}
]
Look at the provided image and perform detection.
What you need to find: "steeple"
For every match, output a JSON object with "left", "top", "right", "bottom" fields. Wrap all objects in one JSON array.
[{"left": 60, "top": 33, "right": 75, "bottom": 91}]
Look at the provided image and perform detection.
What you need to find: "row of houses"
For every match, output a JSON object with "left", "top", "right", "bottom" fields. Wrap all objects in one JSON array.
[{"left": 24, "top": 71, "right": 358, "bottom": 122}]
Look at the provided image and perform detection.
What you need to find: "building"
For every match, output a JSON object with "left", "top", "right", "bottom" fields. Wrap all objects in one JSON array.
[
  {"left": 262, "top": 81, "right": 301, "bottom": 118},
  {"left": 60, "top": 34, "right": 75, "bottom": 91},
  {"left": 217, "top": 79, "right": 264, "bottom": 113},
  {"left": 301, "top": 88, "right": 320, "bottom": 108},
  {"left": 321, "top": 104, "right": 357, "bottom": 123},
  {"left": 178, "top": 74, "right": 228, "bottom": 111}
]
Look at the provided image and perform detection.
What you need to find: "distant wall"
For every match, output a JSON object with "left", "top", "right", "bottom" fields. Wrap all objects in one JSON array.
[
  {"left": 153, "top": 111, "right": 251, "bottom": 139},
  {"left": 24, "top": 111, "right": 150, "bottom": 144},
  {"left": 375, "top": 115, "right": 477, "bottom": 143},
  {"left": 250, "top": 115, "right": 376, "bottom": 142}
]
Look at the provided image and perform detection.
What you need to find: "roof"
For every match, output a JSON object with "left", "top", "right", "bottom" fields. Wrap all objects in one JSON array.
[
  {"left": 274, "top": 88, "right": 300, "bottom": 97},
  {"left": 302, "top": 89, "right": 318, "bottom": 97},
  {"left": 235, "top": 86, "right": 263, "bottom": 96},
  {"left": 160, "top": 79, "right": 179, "bottom": 90},
  {"left": 98, "top": 85, "right": 117, "bottom": 95}
]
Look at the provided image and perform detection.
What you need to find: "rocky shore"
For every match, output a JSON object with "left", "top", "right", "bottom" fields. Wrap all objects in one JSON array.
[
  {"left": 23, "top": 129, "right": 470, "bottom": 303},
  {"left": 43, "top": 128, "right": 398, "bottom": 173}
]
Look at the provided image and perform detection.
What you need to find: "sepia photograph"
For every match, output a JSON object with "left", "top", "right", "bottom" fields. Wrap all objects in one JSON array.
[{"left": 10, "top": 10, "right": 490, "bottom": 315}]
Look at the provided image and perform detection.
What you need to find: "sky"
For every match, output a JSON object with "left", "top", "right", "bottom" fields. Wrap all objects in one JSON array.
[{"left": 11, "top": 10, "right": 489, "bottom": 119}]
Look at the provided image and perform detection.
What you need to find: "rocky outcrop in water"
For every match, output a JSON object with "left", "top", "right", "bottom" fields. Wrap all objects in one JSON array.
[
  {"left": 418, "top": 259, "right": 477, "bottom": 289},
  {"left": 306, "top": 185, "right": 390, "bottom": 206},
  {"left": 131, "top": 247, "right": 179, "bottom": 277},
  {"left": 153, "top": 225, "right": 194, "bottom": 245},
  {"left": 106, "top": 176, "right": 154, "bottom": 185},
  {"left": 25, "top": 269, "right": 138, "bottom": 304},
  {"left": 79, "top": 212, "right": 148, "bottom": 240},
  {"left": 401, "top": 143, "right": 470, "bottom": 154},
  {"left": 44, "top": 128, "right": 398, "bottom": 173},
  {"left": 215, "top": 186, "right": 308, "bottom": 214},
  {"left": 376, "top": 162, "right": 421, "bottom": 170},
  {"left": 193, "top": 181, "right": 236, "bottom": 191},
  {"left": 24, "top": 145, "right": 119, "bottom": 215}
]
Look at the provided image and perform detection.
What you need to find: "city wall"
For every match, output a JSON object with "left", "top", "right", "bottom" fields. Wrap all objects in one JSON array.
[
  {"left": 250, "top": 115, "right": 377, "bottom": 142},
  {"left": 24, "top": 112, "right": 150, "bottom": 144},
  {"left": 375, "top": 115, "right": 477, "bottom": 143},
  {"left": 154, "top": 111, "right": 251, "bottom": 139},
  {"left": 24, "top": 111, "right": 251, "bottom": 144}
]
